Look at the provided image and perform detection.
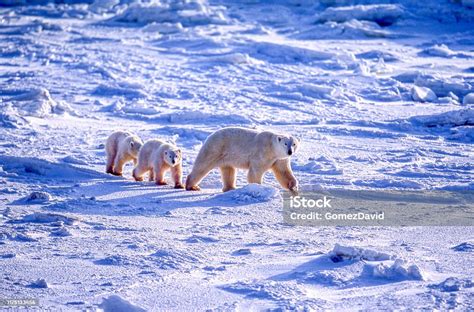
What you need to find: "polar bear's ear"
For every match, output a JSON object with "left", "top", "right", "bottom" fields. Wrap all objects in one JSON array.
[{"left": 176, "top": 149, "right": 181, "bottom": 154}]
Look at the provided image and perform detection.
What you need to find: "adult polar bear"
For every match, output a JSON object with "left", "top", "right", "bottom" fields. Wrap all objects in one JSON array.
[{"left": 185, "top": 127, "right": 299, "bottom": 193}]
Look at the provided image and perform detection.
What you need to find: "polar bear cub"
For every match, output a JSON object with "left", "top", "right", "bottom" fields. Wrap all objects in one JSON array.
[
  {"left": 185, "top": 127, "right": 299, "bottom": 193},
  {"left": 106, "top": 131, "right": 143, "bottom": 176},
  {"left": 132, "top": 139, "right": 184, "bottom": 189}
]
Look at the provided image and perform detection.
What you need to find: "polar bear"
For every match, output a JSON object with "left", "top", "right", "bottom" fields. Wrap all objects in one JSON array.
[
  {"left": 132, "top": 139, "right": 184, "bottom": 189},
  {"left": 106, "top": 131, "right": 143, "bottom": 176},
  {"left": 185, "top": 127, "right": 299, "bottom": 193}
]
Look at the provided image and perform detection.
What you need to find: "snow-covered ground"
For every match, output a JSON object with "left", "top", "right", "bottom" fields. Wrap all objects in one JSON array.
[{"left": 1, "top": 0, "right": 473, "bottom": 310}]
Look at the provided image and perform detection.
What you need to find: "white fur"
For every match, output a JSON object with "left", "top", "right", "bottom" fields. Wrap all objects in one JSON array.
[
  {"left": 132, "top": 139, "right": 184, "bottom": 188},
  {"left": 185, "top": 127, "right": 299, "bottom": 192},
  {"left": 105, "top": 131, "right": 143, "bottom": 176}
]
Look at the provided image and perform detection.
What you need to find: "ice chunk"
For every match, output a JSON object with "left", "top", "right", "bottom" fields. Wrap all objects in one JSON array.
[
  {"left": 329, "top": 244, "right": 391, "bottom": 262},
  {"left": 316, "top": 5, "right": 403, "bottom": 27},
  {"left": 414, "top": 74, "right": 473, "bottom": 98},
  {"left": 463, "top": 93, "right": 474, "bottom": 105},
  {"left": 89, "top": 0, "right": 120, "bottom": 14},
  {"left": 29, "top": 278, "right": 48, "bottom": 288},
  {"left": 421, "top": 44, "right": 469, "bottom": 58},
  {"left": 23, "top": 191, "right": 52, "bottom": 203},
  {"left": 452, "top": 242, "right": 474, "bottom": 252},
  {"left": 10, "top": 88, "right": 73, "bottom": 117},
  {"left": 411, "top": 86, "right": 437, "bottom": 102},
  {"left": 111, "top": 1, "right": 227, "bottom": 27},
  {"left": 362, "top": 259, "right": 424, "bottom": 281}
]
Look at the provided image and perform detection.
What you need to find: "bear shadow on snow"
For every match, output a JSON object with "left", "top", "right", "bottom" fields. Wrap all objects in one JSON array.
[
  {"left": 2, "top": 155, "right": 281, "bottom": 217},
  {"left": 36, "top": 177, "right": 277, "bottom": 217}
]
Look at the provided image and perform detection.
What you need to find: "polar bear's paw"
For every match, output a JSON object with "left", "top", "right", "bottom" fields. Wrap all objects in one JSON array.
[
  {"left": 186, "top": 185, "right": 201, "bottom": 191},
  {"left": 174, "top": 183, "right": 185, "bottom": 189}
]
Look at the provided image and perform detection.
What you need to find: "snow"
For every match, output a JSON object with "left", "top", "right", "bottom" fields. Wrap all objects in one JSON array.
[
  {"left": 463, "top": 93, "right": 474, "bottom": 105},
  {"left": 108, "top": 0, "right": 227, "bottom": 27},
  {"left": 329, "top": 243, "right": 391, "bottom": 262},
  {"left": 452, "top": 242, "right": 474, "bottom": 252},
  {"left": 22, "top": 191, "right": 53, "bottom": 203},
  {"left": 420, "top": 44, "right": 470, "bottom": 58},
  {"left": 411, "top": 86, "right": 437, "bottom": 103},
  {"left": 18, "top": 212, "right": 77, "bottom": 225},
  {"left": 6, "top": 88, "right": 74, "bottom": 118},
  {"left": 99, "top": 295, "right": 146, "bottom": 312},
  {"left": 214, "top": 184, "right": 280, "bottom": 204},
  {"left": 1, "top": 0, "right": 474, "bottom": 310},
  {"left": 316, "top": 4, "right": 404, "bottom": 26},
  {"left": 362, "top": 259, "right": 424, "bottom": 281},
  {"left": 409, "top": 109, "right": 474, "bottom": 127},
  {"left": 29, "top": 278, "right": 49, "bottom": 289}
]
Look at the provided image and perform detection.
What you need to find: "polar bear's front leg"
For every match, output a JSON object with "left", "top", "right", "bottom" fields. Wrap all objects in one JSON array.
[
  {"left": 171, "top": 163, "right": 184, "bottom": 189},
  {"left": 271, "top": 158, "right": 298, "bottom": 194},
  {"left": 154, "top": 161, "right": 168, "bottom": 186},
  {"left": 185, "top": 162, "right": 214, "bottom": 191},
  {"left": 220, "top": 166, "right": 236, "bottom": 192},
  {"left": 247, "top": 166, "right": 264, "bottom": 184}
]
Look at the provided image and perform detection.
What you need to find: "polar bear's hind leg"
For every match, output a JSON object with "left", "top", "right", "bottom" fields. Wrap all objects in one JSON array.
[
  {"left": 106, "top": 152, "right": 115, "bottom": 174},
  {"left": 148, "top": 169, "right": 154, "bottom": 182},
  {"left": 247, "top": 166, "right": 265, "bottom": 184},
  {"left": 113, "top": 156, "right": 127, "bottom": 176}
]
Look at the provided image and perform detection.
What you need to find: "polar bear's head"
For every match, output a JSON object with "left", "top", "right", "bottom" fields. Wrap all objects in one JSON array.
[
  {"left": 127, "top": 136, "right": 143, "bottom": 157},
  {"left": 273, "top": 134, "right": 299, "bottom": 159},
  {"left": 163, "top": 147, "right": 182, "bottom": 167}
]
